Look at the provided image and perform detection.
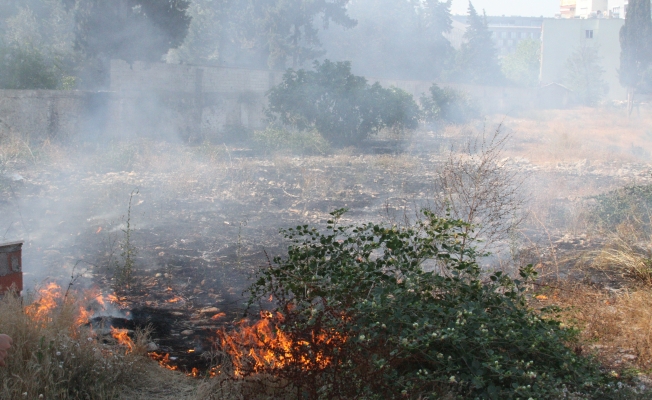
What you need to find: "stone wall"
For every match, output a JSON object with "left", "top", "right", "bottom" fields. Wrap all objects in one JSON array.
[
  {"left": 0, "top": 90, "right": 87, "bottom": 143},
  {"left": 0, "top": 61, "right": 552, "bottom": 144}
]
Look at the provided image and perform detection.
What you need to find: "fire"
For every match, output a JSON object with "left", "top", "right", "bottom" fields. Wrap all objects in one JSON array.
[
  {"left": 219, "top": 311, "right": 346, "bottom": 376},
  {"left": 26, "top": 282, "right": 63, "bottom": 321},
  {"left": 76, "top": 306, "right": 93, "bottom": 326},
  {"left": 211, "top": 312, "right": 226, "bottom": 320},
  {"left": 167, "top": 296, "right": 184, "bottom": 303},
  {"left": 111, "top": 327, "right": 135, "bottom": 354},
  {"left": 149, "top": 352, "right": 179, "bottom": 371}
]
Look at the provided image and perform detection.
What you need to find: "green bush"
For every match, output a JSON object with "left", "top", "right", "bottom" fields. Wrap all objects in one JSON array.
[
  {"left": 590, "top": 184, "right": 652, "bottom": 232},
  {"left": 0, "top": 45, "right": 60, "bottom": 90},
  {"left": 238, "top": 210, "right": 618, "bottom": 399},
  {"left": 252, "top": 126, "right": 330, "bottom": 155},
  {"left": 420, "top": 83, "right": 479, "bottom": 125},
  {"left": 266, "top": 60, "right": 420, "bottom": 145}
]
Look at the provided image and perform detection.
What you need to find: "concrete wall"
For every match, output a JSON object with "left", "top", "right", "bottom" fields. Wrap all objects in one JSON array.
[
  {"left": 0, "top": 61, "right": 570, "bottom": 144},
  {"left": 0, "top": 90, "right": 88, "bottom": 143},
  {"left": 540, "top": 18, "right": 625, "bottom": 101}
]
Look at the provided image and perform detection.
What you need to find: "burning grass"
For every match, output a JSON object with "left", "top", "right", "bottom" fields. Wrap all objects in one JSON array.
[{"left": 0, "top": 283, "right": 165, "bottom": 399}]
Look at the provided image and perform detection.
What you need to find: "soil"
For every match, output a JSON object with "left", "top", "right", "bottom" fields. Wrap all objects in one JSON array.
[{"left": 2, "top": 127, "right": 652, "bottom": 373}]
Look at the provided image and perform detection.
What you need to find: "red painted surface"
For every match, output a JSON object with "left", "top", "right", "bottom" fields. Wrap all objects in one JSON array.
[
  {"left": 0, "top": 242, "right": 23, "bottom": 294},
  {"left": 0, "top": 272, "right": 22, "bottom": 294}
]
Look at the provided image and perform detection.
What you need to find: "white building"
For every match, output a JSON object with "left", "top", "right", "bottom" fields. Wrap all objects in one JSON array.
[
  {"left": 576, "top": 0, "right": 609, "bottom": 18},
  {"left": 608, "top": 0, "right": 629, "bottom": 18},
  {"left": 540, "top": 18, "right": 625, "bottom": 100},
  {"left": 559, "top": 0, "right": 632, "bottom": 19},
  {"left": 448, "top": 16, "right": 543, "bottom": 55}
]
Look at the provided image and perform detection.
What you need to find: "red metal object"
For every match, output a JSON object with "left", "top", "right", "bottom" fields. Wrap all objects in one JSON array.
[{"left": 0, "top": 241, "right": 23, "bottom": 294}]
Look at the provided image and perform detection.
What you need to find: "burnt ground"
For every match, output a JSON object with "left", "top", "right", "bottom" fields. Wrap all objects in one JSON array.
[{"left": 1, "top": 127, "right": 652, "bottom": 373}]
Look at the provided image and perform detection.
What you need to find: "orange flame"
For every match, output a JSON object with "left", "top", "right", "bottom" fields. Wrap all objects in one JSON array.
[
  {"left": 76, "top": 306, "right": 93, "bottom": 326},
  {"left": 111, "top": 327, "right": 135, "bottom": 354},
  {"left": 219, "top": 311, "right": 346, "bottom": 376},
  {"left": 149, "top": 352, "right": 179, "bottom": 371},
  {"left": 211, "top": 312, "right": 226, "bottom": 320},
  {"left": 166, "top": 296, "right": 184, "bottom": 304},
  {"left": 26, "top": 282, "right": 63, "bottom": 322}
]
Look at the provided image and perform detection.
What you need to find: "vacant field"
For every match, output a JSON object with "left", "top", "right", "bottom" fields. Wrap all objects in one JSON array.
[{"left": 1, "top": 105, "right": 652, "bottom": 397}]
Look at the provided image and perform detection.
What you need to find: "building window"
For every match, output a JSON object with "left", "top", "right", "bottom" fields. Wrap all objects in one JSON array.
[
  {"left": 511, "top": 31, "right": 516, "bottom": 38},
  {"left": 586, "top": 30, "right": 594, "bottom": 39},
  {"left": 501, "top": 31, "right": 507, "bottom": 39}
]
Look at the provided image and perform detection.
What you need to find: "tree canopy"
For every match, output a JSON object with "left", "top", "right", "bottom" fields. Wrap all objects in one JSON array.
[
  {"left": 266, "top": 60, "right": 420, "bottom": 145},
  {"left": 502, "top": 39, "right": 541, "bottom": 87},
  {"left": 74, "top": 0, "right": 191, "bottom": 63},
  {"left": 454, "top": 2, "right": 503, "bottom": 84},
  {"left": 319, "top": 0, "right": 454, "bottom": 80},
  {"left": 171, "top": 0, "right": 355, "bottom": 69},
  {"left": 619, "top": 0, "right": 652, "bottom": 102}
]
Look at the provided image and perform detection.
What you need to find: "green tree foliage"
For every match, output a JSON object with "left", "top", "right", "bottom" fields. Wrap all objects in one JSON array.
[
  {"left": 454, "top": 2, "right": 503, "bottom": 84},
  {"left": 235, "top": 210, "right": 618, "bottom": 399},
  {"left": 319, "top": 0, "right": 454, "bottom": 80},
  {"left": 266, "top": 60, "right": 420, "bottom": 145},
  {"left": 165, "top": 0, "right": 224, "bottom": 65},
  {"left": 171, "top": 0, "right": 355, "bottom": 69},
  {"left": 0, "top": 45, "right": 59, "bottom": 89},
  {"left": 502, "top": 39, "right": 540, "bottom": 87},
  {"left": 0, "top": 0, "right": 76, "bottom": 89},
  {"left": 619, "top": 0, "right": 652, "bottom": 89},
  {"left": 565, "top": 44, "right": 607, "bottom": 106},
  {"left": 619, "top": 0, "right": 652, "bottom": 112},
  {"left": 420, "top": 83, "right": 478, "bottom": 124},
  {"left": 73, "top": 0, "right": 191, "bottom": 63}
]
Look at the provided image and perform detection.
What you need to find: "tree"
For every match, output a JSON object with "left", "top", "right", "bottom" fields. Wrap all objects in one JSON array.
[
  {"left": 0, "top": 0, "right": 76, "bottom": 89},
  {"left": 455, "top": 2, "right": 503, "bottom": 84},
  {"left": 565, "top": 44, "right": 607, "bottom": 106},
  {"left": 74, "top": 0, "right": 191, "bottom": 63},
  {"left": 420, "top": 83, "right": 478, "bottom": 124},
  {"left": 176, "top": 0, "right": 355, "bottom": 69},
  {"left": 619, "top": 0, "right": 652, "bottom": 115},
  {"left": 266, "top": 60, "right": 420, "bottom": 145},
  {"left": 165, "top": 0, "right": 225, "bottom": 65},
  {"left": 319, "top": 0, "right": 454, "bottom": 80},
  {"left": 502, "top": 39, "right": 540, "bottom": 87}
]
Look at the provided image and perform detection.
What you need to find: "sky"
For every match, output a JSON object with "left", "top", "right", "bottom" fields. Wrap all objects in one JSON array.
[{"left": 450, "top": 0, "right": 560, "bottom": 17}]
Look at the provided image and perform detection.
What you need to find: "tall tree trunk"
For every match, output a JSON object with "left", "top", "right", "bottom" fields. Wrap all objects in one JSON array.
[{"left": 627, "top": 87, "right": 635, "bottom": 117}]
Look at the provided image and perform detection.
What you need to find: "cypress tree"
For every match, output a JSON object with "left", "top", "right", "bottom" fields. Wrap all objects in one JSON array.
[
  {"left": 455, "top": 2, "right": 502, "bottom": 84},
  {"left": 619, "top": 0, "right": 652, "bottom": 114}
]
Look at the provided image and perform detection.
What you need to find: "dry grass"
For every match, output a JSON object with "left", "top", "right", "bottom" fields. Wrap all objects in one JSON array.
[
  {"left": 539, "top": 283, "right": 652, "bottom": 373},
  {"left": 501, "top": 106, "right": 652, "bottom": 165},
  {"left": 0, "top": 285, "right": 156, "bottom": 399}
]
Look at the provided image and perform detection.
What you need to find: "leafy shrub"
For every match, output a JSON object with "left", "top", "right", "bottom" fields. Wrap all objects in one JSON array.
[
  {"left": 253, "top": 126, "right": 331, "bottom": 155},
  {"left": 266, "top": 60, "right": 420, "bottom": 145},
  {"left": 232, "top": 210, "right": 615, "bottom": 399},
  {"left": 420, "top": 83, "right": 479, "bottom": 124},
  {"left": 0, "top": 45, "right": 61, "bottom": 90},
  {"left": 590, "top": 184, "right": 652, "bottom": 233}
]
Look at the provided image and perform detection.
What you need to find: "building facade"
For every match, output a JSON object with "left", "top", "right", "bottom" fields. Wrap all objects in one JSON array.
[
  {"left": 560, "top": 0, "right": 631, "bottom": 19},
  {"left": 608, "top": 0, "right": 629, "bottom": 18},
  {"left": 448, "top": 16, "right": 543, "bottom": 55},
  {"left": 540, "top": 18, "right": 625, "bottom": 100}
]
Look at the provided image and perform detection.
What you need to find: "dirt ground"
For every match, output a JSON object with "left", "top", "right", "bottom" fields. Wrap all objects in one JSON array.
[{"left": 2, "top": 105, "right": 652, "bottom": 388}]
